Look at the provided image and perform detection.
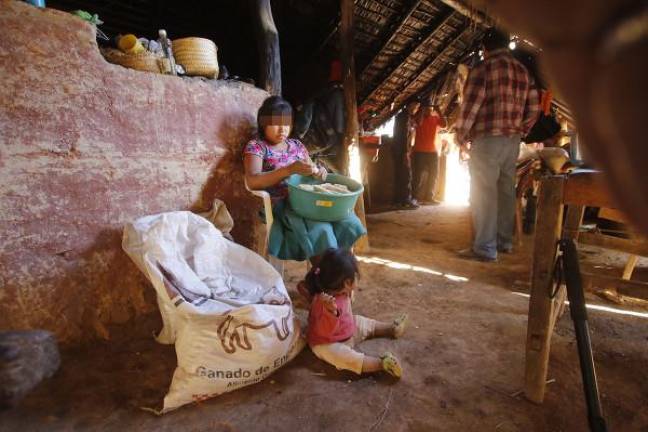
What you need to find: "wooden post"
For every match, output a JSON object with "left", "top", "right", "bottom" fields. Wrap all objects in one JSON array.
[
  {"left": 524, "top": 175, "right": 565, "bottom": 403},
  {"left": 622, "top": 255, "right": 639, "bottom": 280},
  {"left": 340, "top": 0, "right": 357, "bottom": 177},
  {"left": 562, "top": 205, "right": 584, "bottom": 241},
  {"left": 251, "top": 0, "right": 282, "bottom": 95},
  {"left": 340, "top": 0, "right": 369, "bottom": 252}
]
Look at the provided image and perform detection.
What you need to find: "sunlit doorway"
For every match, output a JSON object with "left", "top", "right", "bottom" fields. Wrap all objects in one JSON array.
[{"left": 438, "top": 131, "right": 470, "bottom": 206}]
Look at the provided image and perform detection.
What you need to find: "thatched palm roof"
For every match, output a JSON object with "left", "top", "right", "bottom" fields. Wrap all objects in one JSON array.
[
  {"left": 48, "top": 0, "right": 570, "bottom": 127},
  {"left": 351, "top": 0, "right": 485, "bottom": 128}
]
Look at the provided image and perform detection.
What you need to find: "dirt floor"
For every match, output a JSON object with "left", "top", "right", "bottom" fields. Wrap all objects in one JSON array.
[{"left": 1, "top": 205, "right": 647, "bottom": 432}]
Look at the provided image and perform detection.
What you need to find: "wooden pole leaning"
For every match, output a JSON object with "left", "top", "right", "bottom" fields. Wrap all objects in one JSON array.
[
  {"left": 251, "top": 0, "right": 282, "bottom": 95},
  {"left": 524, "top": 175, "right": 566, "bottom": 403},
  {"left": 340, "top": 0, "right": 369, "bottom": 253}
]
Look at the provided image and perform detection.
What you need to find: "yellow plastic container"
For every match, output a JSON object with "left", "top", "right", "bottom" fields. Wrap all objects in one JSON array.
[{"left": 118, "top": 34, "right": 144, "bottom": 54}]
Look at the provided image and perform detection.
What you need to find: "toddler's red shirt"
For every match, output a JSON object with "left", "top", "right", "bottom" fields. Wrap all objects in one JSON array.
[{"left": 307, "top": 293, "right": 355, "bottom": 346}]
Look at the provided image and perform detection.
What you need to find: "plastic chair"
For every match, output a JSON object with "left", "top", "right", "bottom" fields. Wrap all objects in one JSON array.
[
  {"left": 245, "top": 179, "right": 313, "bottom": 279},
  {"left": 244, "top": 179, "right": 283, "bottom": 273}
]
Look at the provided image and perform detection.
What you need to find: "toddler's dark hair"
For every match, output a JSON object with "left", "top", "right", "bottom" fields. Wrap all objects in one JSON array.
[
  {"left": 305, "top": 248, "right": 359, "bottom": 295},
  {"left": 257, "top": 95, "right": 293, "bottom": 139}
]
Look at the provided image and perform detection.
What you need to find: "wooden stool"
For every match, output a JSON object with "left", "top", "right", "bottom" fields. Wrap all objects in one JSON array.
[
  {"left": 514, "top": 159, "right": 537, "bottom": 246},
  {"left": 524, "top": 170, "right": 648, "bottom": 403}
]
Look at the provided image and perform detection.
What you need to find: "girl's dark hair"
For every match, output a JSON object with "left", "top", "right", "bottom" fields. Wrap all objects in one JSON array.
[
  {"left": 305, "top": 248, "right": 359, "bottom": 295},
  {"left": 257, "top": 96, "right": 293, "bottom": 139}
]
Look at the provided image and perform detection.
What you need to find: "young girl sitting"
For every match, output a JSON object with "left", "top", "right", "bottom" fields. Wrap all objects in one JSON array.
[
  {"left": 305, "top": 248, "right": 407, "bottom": 378},
  {"left": 243, "top": 96, "right": 366, "bottom": 262}
]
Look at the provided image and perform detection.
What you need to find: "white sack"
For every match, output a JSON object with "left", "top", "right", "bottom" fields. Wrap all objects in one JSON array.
[{"left": 122, "top": 211, "right": 304, "bottom": 413}]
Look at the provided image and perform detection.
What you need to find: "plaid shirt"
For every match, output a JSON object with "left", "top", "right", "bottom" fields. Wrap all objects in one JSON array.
[{"left": 455, "top": 49, "right": 540, "bottom": 143}]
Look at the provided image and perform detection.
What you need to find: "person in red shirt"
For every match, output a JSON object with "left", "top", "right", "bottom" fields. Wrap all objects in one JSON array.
[
  {"left": 304, "top": 248, "right": 407, "bottom": 378},
  {"left": 412, "top": 104, "right": 447, "bottom": 204}
]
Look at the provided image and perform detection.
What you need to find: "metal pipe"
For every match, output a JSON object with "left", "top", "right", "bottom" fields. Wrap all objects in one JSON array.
[{"left": 560, "top": 239, "right": 608, "bottom": 432}]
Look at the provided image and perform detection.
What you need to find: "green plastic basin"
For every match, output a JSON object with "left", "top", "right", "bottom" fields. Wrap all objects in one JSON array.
[{"left": 286, "top": 173, "right": 364, "bottom": 222}]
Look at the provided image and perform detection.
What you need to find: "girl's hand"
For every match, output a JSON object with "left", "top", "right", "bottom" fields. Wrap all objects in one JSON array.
[
  {"left": 319, "top": 293, "right": 338, "bottom": 316},
  {"left": 289, "top": 160, "right": 317, "bottom": 176},
  {"left": 315, "top": 165, "right": 328, "bottom": 181}
]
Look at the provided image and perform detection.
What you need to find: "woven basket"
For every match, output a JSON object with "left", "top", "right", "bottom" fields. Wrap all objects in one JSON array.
[
  {"left": 101, "top": 48, "right": 166, "bottom": 74},
  {"left": 172, "top": 37, "right": 219, "bottom": 78}
]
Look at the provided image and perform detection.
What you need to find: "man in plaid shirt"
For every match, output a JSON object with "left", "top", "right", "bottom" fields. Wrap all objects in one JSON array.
[{"left": 455, "top": 28, "right": 540, "bottom": 262}]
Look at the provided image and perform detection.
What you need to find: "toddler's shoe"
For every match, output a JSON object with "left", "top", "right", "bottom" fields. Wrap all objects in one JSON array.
[
  {"left": 380, "top": 352, "right": 402, "bottom": 378},
  {"left": 392, "top": 313, "right": 408, "bottom": 339}
]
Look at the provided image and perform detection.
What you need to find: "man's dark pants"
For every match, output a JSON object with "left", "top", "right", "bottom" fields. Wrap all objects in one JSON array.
[
  {"left": 412, "top": 151, "right": 439, "bottom": 202},
  {"left": 391, "top": 146, "right": 413, "bottom": 205}
]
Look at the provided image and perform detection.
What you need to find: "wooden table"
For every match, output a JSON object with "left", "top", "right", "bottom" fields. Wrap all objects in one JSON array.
[{"left": 524, "top": 169, "right": 648, "bottom": 403}]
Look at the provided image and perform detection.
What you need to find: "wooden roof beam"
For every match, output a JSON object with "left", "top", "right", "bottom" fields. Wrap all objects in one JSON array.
[
  {"left": 360, "top": 10, "right": 458, "bottom": 106},
  {"left": 436, "top": 0, "right": 490, "bottom": 26},
  {"left": 359, "top": 0, "right": 425, "bottom": 79},
  {"left": 370, "top": 25, "right": 476, "bottom": 125},
  {"left": 400, "top": 26, "right": 476, "bottom": 96},
  {"left": 356, "top": 0, "right": 401, "bottom": 17},
  {"left": 355, "top": 2, "right": 399, "bottom": 21},
  {"left": 372, "top": 31, "right": 471, "bottom": 124},
  {"left": 314, "top": 18, "right": 340, "bottom": 56}
]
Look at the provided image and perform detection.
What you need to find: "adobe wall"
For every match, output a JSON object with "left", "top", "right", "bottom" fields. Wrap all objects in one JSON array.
[{"left": 0, "top": 0, "right": 267, "bottom": 343}]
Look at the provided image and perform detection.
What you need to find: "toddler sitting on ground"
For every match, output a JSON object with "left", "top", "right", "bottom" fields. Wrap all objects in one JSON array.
[{"left": 304, "top": 248, "right": 407, "bottom": 378}]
